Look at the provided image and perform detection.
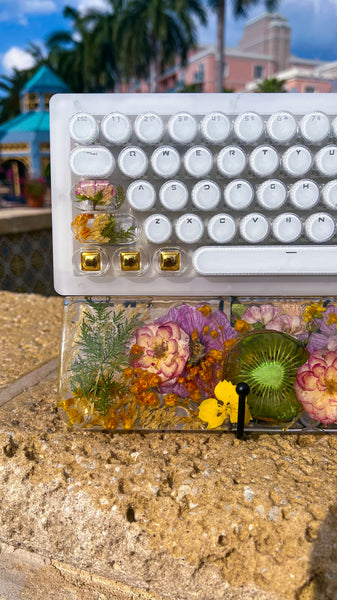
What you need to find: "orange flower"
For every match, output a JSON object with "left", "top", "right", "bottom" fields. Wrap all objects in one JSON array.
[
  {"left": 130, "top": 344, "right": 144, "bottom": 356},
  {"left": 234, "top": 319, "right": 251, "bottom": 333},
  {"left": 198, "top": 304, "right": 212, "bottom": 317},
  {"left": 224, "top": 338, "right": 237, "bottom": 352},
  {"left": 164, "top": 394, "right": 179, "bottom": 406}
]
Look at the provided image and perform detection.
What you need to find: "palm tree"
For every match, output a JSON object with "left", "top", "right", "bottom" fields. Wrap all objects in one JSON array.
[
  {"left": 119, "top": 0, "right": 207, "bottom": 92},
  {"left": 46, "top": 6, "right": 99, "bottom": 92},
  {"left": 0, "top": 68, "right": 35, "bottom": 123},
  {"left": 81, "top": 0, "right": 126, "bottom": 91},
  {"left": 256, "top": 77, "right": 286, "bottom": 92},
  {"left": 207, "top": 0, "right": 279, "bottom": 93}
]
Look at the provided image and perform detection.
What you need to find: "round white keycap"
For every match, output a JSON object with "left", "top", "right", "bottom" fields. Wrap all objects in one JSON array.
[
  {"left": 249, "top": 145, "right": 280, "bottom": 177},
  {"left": 201, "top": 112, "right": 231, "bottom": 144},
  {"left": 101, "top": 112, "right": 132, "bottom": 144},
  {"left": 217, "top": 146, "right": 247, "bottom": 177},
  {"left": 151, "top": 146, "right": 181, "bottom": 178},
  {"left": 289, "top": 179, "right": 320, "bottom": 210},
  {"left": 315, "top": 146, "right": 337, "bottom": 176},
  {"left": 184, "top": 146, "right": 213, "bottom": 178},
  {"left": 234, "top": 112, "right": 264, "bottom": 144},
  {"left": 207, "top": 214, "right": 237, "bottom": 243},
  {"left": 126, "top": 181, "right": 156, "bottom": 211},
  {"left": 322, "top": 181, "right": 337, "bottom": 210},
  {"left": 134, "top": 112, "right": 164, "bottom": 144},
  {"left": 191, "top": 180, "right": 221, "bottom": 211},
  {"left": 224, "top": 179, "right": 254, "bottom": 210},
  {"left": 256, "top": 179, "right": 287, "bottom": 210},
  {"left": 299, "top": 112, "right": 330, "bottom": 144},
  {"left": 282, "top": 146, "right": 313, "bottom": 177},
  {"left": 143, "top": 214, "right": 173, "bottom": 243},
  {"left": 266, "top": 111, "right": 297, "bottom": 144},
  {"left": 175, "top": 214, "right": 204, "bottom": 244},
  {"left": 168, "top": 112, "right": 197, "bottom": 144},
  {"left": 331, "top": 117, "right": 337, "bottom": 140},
  {"left": 239, "top": 213, "right": 270, "bottom": 243},
  {"left": 118, "top": 146, "right": 148, "bottom": 178},
  {"left": 159, "top": 180, "right": 188, "bottom": 211},
  {"left": 305, "top": 213, "right": 335, "bottom": 243},
  {"left": 69, "top": 112, "right": 99, "bottom": 144},
  {"left": 70, "top": 146, "right": 115, "bottom": 177},
  {"left": 272, "top": 213, "right": 302, "bottom": 243}
]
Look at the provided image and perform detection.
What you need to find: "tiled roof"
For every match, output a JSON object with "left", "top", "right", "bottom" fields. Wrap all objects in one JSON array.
[
  {"left": 21, "top": 65, "right": 69, "bottom": 94},
  {"left": 0, "top": 111, "right": 50, "bottom": 135}
]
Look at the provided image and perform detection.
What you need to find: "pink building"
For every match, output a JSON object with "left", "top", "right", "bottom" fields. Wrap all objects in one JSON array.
[{"left": 125, "top": 12, "right": 337, "bottom": 94}]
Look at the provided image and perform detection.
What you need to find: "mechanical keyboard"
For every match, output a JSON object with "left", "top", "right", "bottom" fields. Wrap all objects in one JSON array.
[{"left": 50, "top": 93, "right": 337, "bottom": 296}]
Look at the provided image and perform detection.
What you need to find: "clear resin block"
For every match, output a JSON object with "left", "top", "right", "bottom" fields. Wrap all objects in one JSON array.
[{"left": 58, "top": 296, "right": 337, "bottom": 433}]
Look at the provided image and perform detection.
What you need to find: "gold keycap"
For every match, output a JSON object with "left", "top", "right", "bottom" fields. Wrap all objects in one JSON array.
[
  {"left": 120, "top": 251, "right": 141, "bottom": 271},
  {"left": 160, "top": 250, "right": 180, "bottom": 271},
  {"left": 80, "top": 251, "right": 101, "bottom": 271}
]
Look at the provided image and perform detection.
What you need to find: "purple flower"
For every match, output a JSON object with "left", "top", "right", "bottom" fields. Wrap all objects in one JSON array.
[
  {"left": 155, "top": 304, "right": 236, "bottom": 397},
  {"left": 307, "top": 306, "right": 337, "bottom": 353}
]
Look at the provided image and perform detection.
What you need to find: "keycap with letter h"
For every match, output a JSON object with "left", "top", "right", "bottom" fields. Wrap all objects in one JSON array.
[{"left": 50, "top": 93, "right": 337, "bottom": 297}]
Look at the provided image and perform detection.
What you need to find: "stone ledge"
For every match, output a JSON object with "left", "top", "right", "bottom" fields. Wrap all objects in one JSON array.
[
  {"left": 0, "top": 208, "right": 51, "bottom": 235},
  {"left": 0, "top": 292, "right": 337, "bottom": 600}
]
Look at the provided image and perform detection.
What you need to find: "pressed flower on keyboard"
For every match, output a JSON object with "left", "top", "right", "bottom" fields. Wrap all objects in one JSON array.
[
  {"left": 74, "top": 180, "right": 125, "bottom": 210},
  {"left": 71, "top": 213, "right": 136, "bottom": 244}
]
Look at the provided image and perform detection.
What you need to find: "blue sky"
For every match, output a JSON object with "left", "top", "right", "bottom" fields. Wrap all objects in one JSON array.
[{"left": 0, "top": 0, "right": 337, "bottom": 77}]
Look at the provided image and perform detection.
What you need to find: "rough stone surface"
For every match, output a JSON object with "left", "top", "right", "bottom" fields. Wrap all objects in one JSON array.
[
  {"left": 1, "top": 292, "right": 337, "bottom": 600},
  {"left": 0, "top": 292, "right": 63, "bottom": 387}
]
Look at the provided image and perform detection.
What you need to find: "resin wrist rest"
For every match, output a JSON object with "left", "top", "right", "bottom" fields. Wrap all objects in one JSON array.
[{"left": 58, "top": 296, "right": 337, "bottom": 433}]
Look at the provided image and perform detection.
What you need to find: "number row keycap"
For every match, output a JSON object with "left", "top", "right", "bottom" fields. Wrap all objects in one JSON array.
[{"left": 69, "top": 111, "right": 337, "bottom": 146}]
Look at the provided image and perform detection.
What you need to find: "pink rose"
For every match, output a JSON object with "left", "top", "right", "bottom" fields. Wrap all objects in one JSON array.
[
  {"left": 131, "top": 322, "right": 190, "bottom": 383},
  {"left": 295, "top": 350, "right": 337, "bottom": 425}
]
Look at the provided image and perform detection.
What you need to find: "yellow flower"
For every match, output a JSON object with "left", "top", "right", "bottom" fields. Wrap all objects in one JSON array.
[
  {"left": 198, "top": 379, "right": 251, "bottom": 429},
  {"left": 327, "top": 313, "right": 337, "bottom": 329},
  {"left": 302, "top": 300, "right": 326, "bottom": 323}
]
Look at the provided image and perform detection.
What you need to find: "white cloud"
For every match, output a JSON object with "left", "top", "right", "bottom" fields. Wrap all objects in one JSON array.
[
  {"left": 71, "top": 0, "right": 110, "bottom": 15},
  {"left": 0, "top": 0, "right": 57, "bottom": 22},
  {"left": 2, "top": 46, "right": 36, "bottom": 73},
  {"left": 20, "top": 0, "right": 57, "bottom": 14}
]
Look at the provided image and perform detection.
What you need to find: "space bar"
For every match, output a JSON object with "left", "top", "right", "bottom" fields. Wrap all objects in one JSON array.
[{"left": 192, "top": 246, "right": 337, "bottom": 275}]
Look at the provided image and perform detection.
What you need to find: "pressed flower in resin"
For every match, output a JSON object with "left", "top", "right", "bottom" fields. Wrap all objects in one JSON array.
[
  {"left": 242, "top": 304, "right": 281, "bottom": 327},
  {"left": 131, "top": 322, "right": 190, "bottom": 383},
  {"left": 241, "top": 303, "right": 307, "bottom": 339},
  {"left": 74, "top": 180, "right": 125, "bottom": 210},
  {"left": 198, "top": 379, "right": 251, "bottom": 429},
  {"left": 302, "top": 300, "right": 326, "bottom": 323},
  {"left": 307, "top": 306, "right": 337, "bottom": 353},
  {"left": 155, "top": 304, "right": 236, "bottom": 399},
  {"left": 71, "top": 213, "right": 136, "bottom": 244},
  {"left": 295, "top": 350, "right": 337, "bottom": 424}
]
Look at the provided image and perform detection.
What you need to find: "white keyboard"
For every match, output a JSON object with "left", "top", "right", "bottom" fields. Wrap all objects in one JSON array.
[{"left": 50, "top": 93, "right": 337, "bottom": 296}]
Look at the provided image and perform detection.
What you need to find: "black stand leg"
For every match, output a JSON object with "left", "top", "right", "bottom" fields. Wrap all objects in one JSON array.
[{"left": 235, "top": 382, "right": 250, "bottom": 439}]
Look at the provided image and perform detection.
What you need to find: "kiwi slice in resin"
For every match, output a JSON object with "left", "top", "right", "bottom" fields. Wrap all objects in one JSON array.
[{"left": 223, "top": 330, "right": 309, "bottom": 422}]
